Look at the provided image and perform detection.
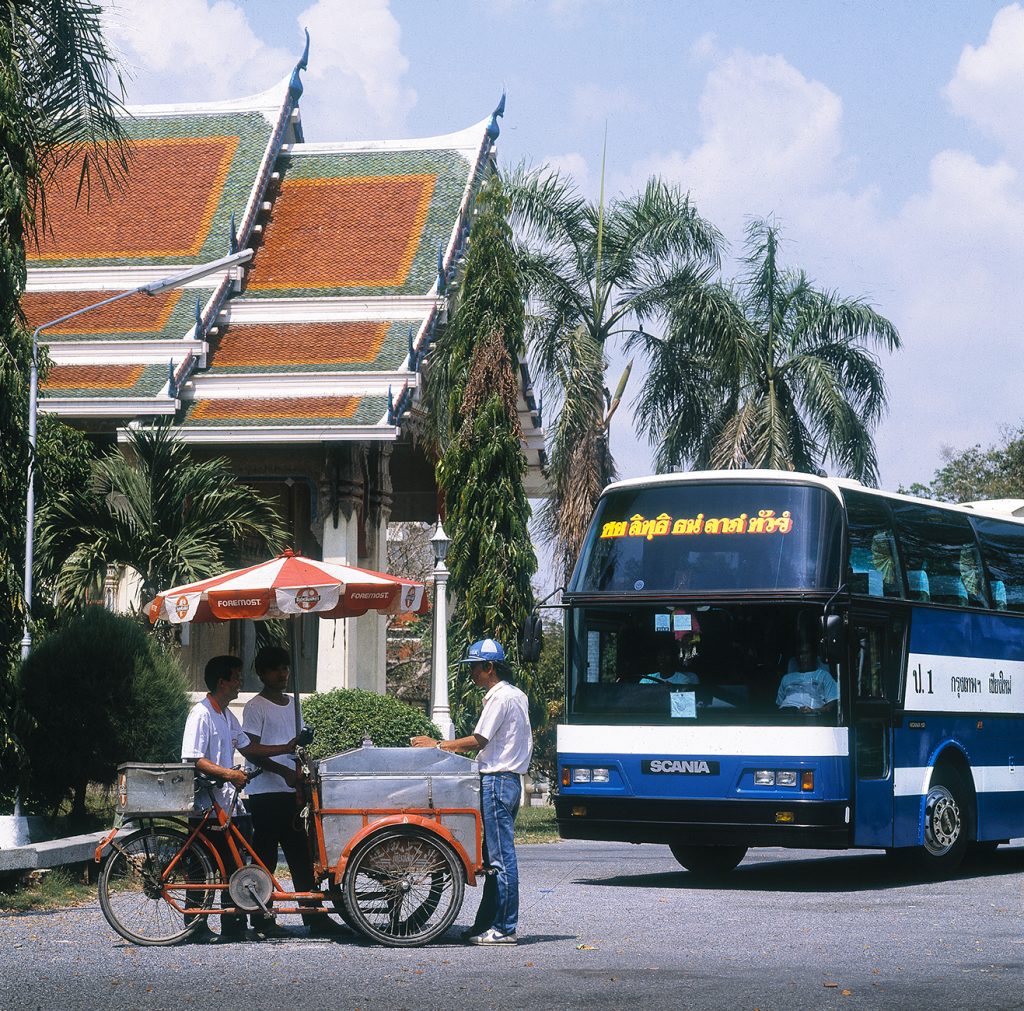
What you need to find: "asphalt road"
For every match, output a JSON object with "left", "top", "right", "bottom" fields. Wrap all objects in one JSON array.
[{"left": 2, "top": 839, "right": 1023, "bottom": 1011}]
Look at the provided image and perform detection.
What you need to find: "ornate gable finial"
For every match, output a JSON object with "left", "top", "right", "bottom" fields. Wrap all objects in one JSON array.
[
  {"left": 437, "top": 241, "right": 446, "bottom": 293},
  {"left": 289, "top": 29, "right": 310, "bottom": 99},
  {"left": 229, "top": 213, "right": 238, "bottom": 253},
  {"left": 167, "top": 358, "right": 176, "bottom": 398},
  {"left": 486, "top": 91, "right": 506, "bottom": 140},
  {"left": 194, "top": 296, "right": 204, "bottom": 340}
]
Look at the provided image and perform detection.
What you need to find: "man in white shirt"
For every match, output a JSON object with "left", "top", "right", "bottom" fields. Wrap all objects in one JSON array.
[
  {"left": 242, "top": 645, "right": 343, "bottom": 938},
  {"left": 181, "top": 654, "right": 256, "bottom": 941},
  {"left": 412, "top": 637, "right": 532, "bottom": 945}
]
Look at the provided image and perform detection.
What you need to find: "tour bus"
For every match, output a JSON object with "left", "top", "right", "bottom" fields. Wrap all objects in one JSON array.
[{"left": 555, "top": 470, "right": 1024, "bottom": 877}]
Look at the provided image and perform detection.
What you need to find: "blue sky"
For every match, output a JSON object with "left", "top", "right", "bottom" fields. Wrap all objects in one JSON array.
[{"left": 101, "top": 0, "right": 1024, "bottom": 495}]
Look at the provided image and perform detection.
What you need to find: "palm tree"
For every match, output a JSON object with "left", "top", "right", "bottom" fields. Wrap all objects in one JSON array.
[
  {"left": 633, "top": 218, "right": 901, "bottom": 484},
  {"left": 505, "top": 164, "right": 724, "bottom": 580},
  {"left": 37, "top": 424, "right": 287, "bottom": 608},
  {"left": 1, "top": 0, "right": 129, "bottom": 666}
]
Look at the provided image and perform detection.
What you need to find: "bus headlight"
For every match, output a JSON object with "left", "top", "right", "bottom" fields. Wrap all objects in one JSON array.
[
  {"left": 776, "top": 770, "right": 798, "bottom": 787},
  {"left": 754, "top": 770, "right": 775, "bottom": 786},
  {"left": 591, "top": 768, "right": 610, "bottom": 783},
  {"left": 573, "top": 768, "right": 592, "bottom": 783}
]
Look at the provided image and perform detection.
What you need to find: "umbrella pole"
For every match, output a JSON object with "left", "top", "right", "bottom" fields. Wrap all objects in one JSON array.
[{"left": 290, "top": 615, "right": 302, "bottom": 743}]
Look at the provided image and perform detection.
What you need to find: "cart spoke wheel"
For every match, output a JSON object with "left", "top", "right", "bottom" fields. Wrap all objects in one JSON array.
[
  {"left": 98, "top": 827, "right": 217, "bottom": 946},
  {"left": 342, "top": 827, "right": 463, "bottom": 947}
]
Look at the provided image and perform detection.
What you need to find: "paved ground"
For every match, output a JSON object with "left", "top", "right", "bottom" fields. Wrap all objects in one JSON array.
[{"left": 2, "top": 839, "right": 1023, "bottom": 1010}]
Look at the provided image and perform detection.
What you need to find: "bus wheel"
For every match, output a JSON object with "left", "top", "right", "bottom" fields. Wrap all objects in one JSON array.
[
  {"left": 921, "top": 768, "right": 969, "bottom": 876},
  {"left": 669, "top": 844, "right": 747, "bottom": 875}
]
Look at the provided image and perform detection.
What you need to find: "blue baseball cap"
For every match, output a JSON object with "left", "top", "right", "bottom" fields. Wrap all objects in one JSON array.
[{"left": 459, "top": 638, "right": 506, "bottom": 664}]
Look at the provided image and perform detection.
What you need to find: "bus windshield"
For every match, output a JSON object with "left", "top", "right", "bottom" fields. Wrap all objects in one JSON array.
[
  {"left": 570, "top": 480, "right": 843, "bottom": 594},
  {"left": 568, "top": 601, "right": 842, "bottom": 727}
]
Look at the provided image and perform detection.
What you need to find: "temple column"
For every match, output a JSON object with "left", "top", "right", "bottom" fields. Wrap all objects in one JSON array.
[
  {"left": 315, "top": 444, "right": 364, "bottom": 692},
  {"left": 354, "top": 443, "right": 393, "bottom": 693}
]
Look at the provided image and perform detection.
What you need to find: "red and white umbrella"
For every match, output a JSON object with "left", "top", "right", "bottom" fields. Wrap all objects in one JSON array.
[{"left": 147, "top": 549, "right": 428, "bottom": 625}]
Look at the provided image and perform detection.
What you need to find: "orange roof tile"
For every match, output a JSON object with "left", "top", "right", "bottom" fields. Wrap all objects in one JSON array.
[
  {"left": 211, "top": 321, "right": 389, "bottom": 367},
  {"left": 43, "top": 364, "right": 146, "bottom": 390},
  {"left": 246, "top": 175, "right": 436, "bottom": 290},
  {"left": 191, "top": 396, "right": 360, "bottom": 420},
  {"left": 22, "top": 290, "right": 179, "bottom": 335},
  {"left": 31, "top": 136, "right": 239, "bottom": 261}
]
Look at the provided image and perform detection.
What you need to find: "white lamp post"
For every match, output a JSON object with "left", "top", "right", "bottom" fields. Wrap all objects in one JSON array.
[
  {"left": 20, "top": 248, "right": 254, "bottom": 659},
  {"left": 429, "top": 518, "right": 454, "bottom": 740}
]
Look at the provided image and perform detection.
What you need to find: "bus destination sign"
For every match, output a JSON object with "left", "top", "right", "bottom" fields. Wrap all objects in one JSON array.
[{"left": 600, "top": 509, "right": 794, "bottom": 542}]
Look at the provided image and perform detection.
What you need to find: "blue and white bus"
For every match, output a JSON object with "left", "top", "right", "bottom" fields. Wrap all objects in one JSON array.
[{"left": 555, "top": 470, "right": 1024, "bottom": 876}]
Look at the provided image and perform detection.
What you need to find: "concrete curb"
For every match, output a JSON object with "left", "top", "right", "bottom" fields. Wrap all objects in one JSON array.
[{"left": 0, "top": 829, "right": 114, "bottom": 874}]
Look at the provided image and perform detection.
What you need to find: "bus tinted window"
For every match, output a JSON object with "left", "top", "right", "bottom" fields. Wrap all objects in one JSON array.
[
  {"left": 842, "top": 490, "right": 903, "bottom": 598},
  {"left": 572, "top": 482, "right": 842, "bottom": 594},
  {"left": 970, "top": 516, "right": 1024, "bottom": 612},
  {"left": 890, "top": 501, "right": 987, "bottom": 607}
]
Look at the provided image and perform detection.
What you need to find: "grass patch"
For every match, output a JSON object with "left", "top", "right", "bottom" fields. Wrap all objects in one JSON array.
[
  {"left": 515, "top": 804, "right": 559, "bottom": 844},
  {"left": 0, "top": 867, "right": 96, "bottom": 913}
]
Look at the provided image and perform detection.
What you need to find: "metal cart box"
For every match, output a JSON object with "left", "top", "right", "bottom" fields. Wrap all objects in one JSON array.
[
  {"left": 318, "top": 746, "right": 480, "bottom": 865},
  {"left": 116, "top": 762, "right": 194, "bottom": 815}
]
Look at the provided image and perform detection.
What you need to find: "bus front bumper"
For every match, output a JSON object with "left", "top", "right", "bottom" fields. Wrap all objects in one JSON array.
[{"left": 554, "top": 795, "right": 850, "bottom": 848}]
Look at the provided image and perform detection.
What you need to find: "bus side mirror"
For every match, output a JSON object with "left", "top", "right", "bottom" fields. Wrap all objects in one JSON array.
[
  {"left": 822, "top": 613, "right": 845, "bottom": 663},
  {"left": 521, "top": 613, "right": 543, "bottom": 664}
]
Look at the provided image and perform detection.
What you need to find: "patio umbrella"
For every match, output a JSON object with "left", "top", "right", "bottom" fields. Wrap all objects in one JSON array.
[
  {"left": 147, "top": 548, "right": 429, "bottom": 739},
  {"left": 147, "top": 549, "right": 428, "bottom": 625}
]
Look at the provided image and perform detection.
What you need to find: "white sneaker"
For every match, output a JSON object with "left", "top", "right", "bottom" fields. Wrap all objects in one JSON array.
[{"left": 468, "top": 927, "right": 517, "bottom": 945}]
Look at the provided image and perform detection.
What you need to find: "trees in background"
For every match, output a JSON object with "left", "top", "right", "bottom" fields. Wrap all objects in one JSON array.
[
  {"left": 37, "top": 422, "right": 287, "bottom": 610},
  {"left": 18, "top": 607, "right": 189, "bottom": 818},
  {"left": 634, "top": 218, "right": 901, "bottom": 484},
  {"left": 505, "top": 165, "right": 724, "bottom": 580},
  {"left": 0, "top": 2, "right": 128, "bottom": 803},
  {"left": 904, "top": 426, "right": 1024, "bottom": 503},
  {"left": 428, "top": 175, "right": 537, "bottom": 732}
]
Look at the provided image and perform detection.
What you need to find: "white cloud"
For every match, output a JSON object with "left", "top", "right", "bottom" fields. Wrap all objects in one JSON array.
[
  {"left": 297, "top": 0, "right": 416, "bottom": 138},
  {"left": 102, "top": 0, "right": 292, "bottom": 101},
  {"left": 946, "top": 3, "right": 1024, "bottom": 152},
  {"left": 631, "top": 49, "right": 847, "bottom": 239},
  {"left": 101, "top": 0, "right": 415, "bottom": 141}
]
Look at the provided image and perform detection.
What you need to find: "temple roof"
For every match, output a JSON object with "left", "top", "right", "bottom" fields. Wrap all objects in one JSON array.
[{"left": 23, "top": 54, "right": 546, "bottom": 493}]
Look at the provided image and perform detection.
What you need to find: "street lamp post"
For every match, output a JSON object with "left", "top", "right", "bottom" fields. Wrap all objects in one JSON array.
[
  {"left": 19, "top": 248, "right": 254, "bottom": 660},
  {"left": 428, "top": 518, "right": 455, "bottom": 740}
]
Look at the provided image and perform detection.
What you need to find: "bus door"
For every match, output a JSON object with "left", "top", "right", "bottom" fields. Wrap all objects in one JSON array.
[{"left": 849, "top": 611, "right": 906, "bottom": 847}]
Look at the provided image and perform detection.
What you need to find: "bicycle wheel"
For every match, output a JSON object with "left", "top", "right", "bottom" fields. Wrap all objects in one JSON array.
[
  {"left": 342, "top": 827, "right": 464, "bottom": 947},
  {"left": 98, "top": 826, "right": 217, "bottom": 946}
]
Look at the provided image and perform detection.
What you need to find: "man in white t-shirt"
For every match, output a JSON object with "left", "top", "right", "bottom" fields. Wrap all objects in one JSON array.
[
  {"left": 242, "top": 645, "right": 343, "bottom": 938},
  {"left": 181, "top": 654, "right": 257, "bottom": 941},
  {"left": 412, "top": 637, "right": 532, "bottom": 945}
]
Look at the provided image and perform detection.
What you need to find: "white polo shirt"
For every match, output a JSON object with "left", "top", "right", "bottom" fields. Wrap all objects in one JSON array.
[
  {"left": 474, "top": 679, "right": 532, "bottom": 774},
  {"left": 181, "top": 696, "right": 250, "bottom": 812}
]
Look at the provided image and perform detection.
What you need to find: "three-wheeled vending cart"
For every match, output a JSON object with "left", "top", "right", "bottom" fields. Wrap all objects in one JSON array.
[{"left": 96, "top": 744, "right": 484, "bottom": 947}]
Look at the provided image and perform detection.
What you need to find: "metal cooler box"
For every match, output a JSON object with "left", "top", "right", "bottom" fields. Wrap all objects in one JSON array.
[
  {"left": 317, "top": 746, "right": 480, "bottom": 867},
  {"left": 116, "top": 762, "right": 195, "bottom": 816}
]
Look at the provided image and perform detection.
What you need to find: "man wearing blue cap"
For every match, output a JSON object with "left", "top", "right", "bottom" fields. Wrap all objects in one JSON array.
[{"left": 412, "top": 637, "right": 532, "bottom": 944}]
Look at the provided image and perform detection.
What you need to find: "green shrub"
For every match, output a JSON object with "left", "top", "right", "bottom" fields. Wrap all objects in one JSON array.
[
  {"left": 302, "top": 688, "right": 440, "bottom": 760},
  {"left": 18, "top": 607, "right": 189, "bottom": 817}
]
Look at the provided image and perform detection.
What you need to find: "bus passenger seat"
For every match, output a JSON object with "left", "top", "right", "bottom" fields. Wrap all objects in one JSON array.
[
  {"left": 907, "top": 569, "right": 930, "bottom": 602},
  {"left": 991, "top": 580, "right": 1007, "bottom": 610}
]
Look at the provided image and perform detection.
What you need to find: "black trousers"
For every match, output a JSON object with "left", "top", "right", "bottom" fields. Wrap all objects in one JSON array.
[{"left": 247, "top": 791, "right": 320, "bottom": 925}]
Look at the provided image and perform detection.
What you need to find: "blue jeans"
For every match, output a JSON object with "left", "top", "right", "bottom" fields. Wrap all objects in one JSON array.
[{"left": 478, "top": 772, "right": 522, "bottom": 936}]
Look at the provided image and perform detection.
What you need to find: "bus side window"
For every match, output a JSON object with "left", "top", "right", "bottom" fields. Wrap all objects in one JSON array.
[{"left": 842, "top": 491, "right": 904, "bottom": 599}]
